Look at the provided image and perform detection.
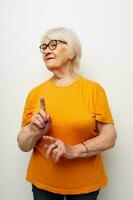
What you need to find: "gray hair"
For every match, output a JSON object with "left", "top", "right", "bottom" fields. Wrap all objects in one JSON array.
[{"left": 40, "top": 27, "right": 82, "bottom": 69}]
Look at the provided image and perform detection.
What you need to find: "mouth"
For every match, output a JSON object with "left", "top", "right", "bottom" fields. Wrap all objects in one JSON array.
[
  {"left": 46, "top": 57, "right": 55, "bottom": 61},
  {"left": 47, "top": 58, "right": 55, "bottom": 60}
]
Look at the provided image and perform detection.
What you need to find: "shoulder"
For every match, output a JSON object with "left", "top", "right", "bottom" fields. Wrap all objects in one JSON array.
[
  {"left": 80, "top": 75, "right": 105, "bottom": 92},
  {"left": 26, "top": 78, "right": 50, "bottom": 99}
]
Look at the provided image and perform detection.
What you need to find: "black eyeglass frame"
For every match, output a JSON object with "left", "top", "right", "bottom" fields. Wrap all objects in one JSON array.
[{"left": 39, "top": 40, "right": 67, "bottom": 53}]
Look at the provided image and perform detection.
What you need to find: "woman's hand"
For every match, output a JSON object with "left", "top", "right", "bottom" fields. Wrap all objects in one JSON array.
[
  {"left": 17, "top": 96, "right": 52, "bottom": 152},
  {"left": 43, "top": 136, "right": 84, "bottom": 162},
  {"left": 31, "top": 96, "right": 52, "bottom": 136}
]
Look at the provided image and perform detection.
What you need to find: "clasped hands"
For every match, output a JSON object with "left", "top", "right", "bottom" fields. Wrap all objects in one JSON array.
[{"left": 31, "top": 96, "right": 83, "bottom": 162}]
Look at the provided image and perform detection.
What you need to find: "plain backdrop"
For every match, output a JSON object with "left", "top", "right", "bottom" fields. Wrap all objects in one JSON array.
[{"left": 0, "top": 0, "right": 133, "bottom": 200}]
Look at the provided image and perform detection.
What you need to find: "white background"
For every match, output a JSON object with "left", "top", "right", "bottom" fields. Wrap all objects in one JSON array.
[{"left": 0, "top": 0, "right": 133, "bottom": 199}]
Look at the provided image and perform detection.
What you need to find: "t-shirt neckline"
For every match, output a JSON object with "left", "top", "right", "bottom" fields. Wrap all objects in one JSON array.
[{"left": 48, "top": 75, "right": 82, "bottom": 89}]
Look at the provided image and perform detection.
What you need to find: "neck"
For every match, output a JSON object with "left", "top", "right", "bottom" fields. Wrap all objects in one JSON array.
[{"left": 51, "top": 63, "right": 77, "bottom": 81}]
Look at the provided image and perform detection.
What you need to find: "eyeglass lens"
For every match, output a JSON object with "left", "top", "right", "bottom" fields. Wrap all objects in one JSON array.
[{"left": 40, "top": 40, "right": 57, "bottom": 53}]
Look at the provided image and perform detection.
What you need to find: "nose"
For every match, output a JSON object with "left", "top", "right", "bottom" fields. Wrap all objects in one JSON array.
[
  {"left": 44, "top": 50, "right": 53, "bottom": 61},
  {"left": 44, "top": 46, "right": 52, "bottom": 54},
  {"left": 43, "top": 47, "right": 51, "bottom": 59}
]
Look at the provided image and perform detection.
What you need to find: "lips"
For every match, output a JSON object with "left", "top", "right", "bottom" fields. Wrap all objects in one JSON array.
[{"left": 46, "top": 57, "right": 55, "bottom": 60}]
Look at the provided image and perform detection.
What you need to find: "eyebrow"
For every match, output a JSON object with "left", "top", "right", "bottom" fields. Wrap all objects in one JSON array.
[{"left": 44, "top": 40, "right": 67, "bottom": 45}]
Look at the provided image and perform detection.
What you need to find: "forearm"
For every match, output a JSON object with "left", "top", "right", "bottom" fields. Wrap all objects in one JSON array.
[
  {"left": 73, "top": 132, "right": 116, "bottom": 159},
  {"left": 17, "top": 125, "right": 42, "bottom": 152},
  {"left": 69, "top": 143, "right": 99, "bottom": 159}
]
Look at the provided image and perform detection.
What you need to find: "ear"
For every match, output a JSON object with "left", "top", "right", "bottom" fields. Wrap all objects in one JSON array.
[
  {"left": 69, "top": 55, "right": 74, "bottom": 60},
  {"left": 68, "top": 50, "right": 75, "bottom": 60}
]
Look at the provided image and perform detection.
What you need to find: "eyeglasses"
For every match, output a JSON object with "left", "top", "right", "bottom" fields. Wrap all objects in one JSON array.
[{"left": 39, "top": 40, "right": 67, "bottom": 54}]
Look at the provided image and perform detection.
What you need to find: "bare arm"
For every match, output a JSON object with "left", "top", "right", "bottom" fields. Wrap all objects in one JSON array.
[
  {"left": 17, "top": 124, "right": 42, "bottom": 152},
  {"left": 43, "top": 122, "right": 117, "bottom": 162},
  {"left": 72, "top": 122, "right": 117, "bottom": 158}
]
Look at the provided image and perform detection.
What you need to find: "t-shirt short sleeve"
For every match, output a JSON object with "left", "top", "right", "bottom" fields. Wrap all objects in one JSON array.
[
  {"left": 21, "top": 90, "right": 33, "bottom": 127},
  {"left": 94, "top": 83, "right": 114, "bottom": 124}
]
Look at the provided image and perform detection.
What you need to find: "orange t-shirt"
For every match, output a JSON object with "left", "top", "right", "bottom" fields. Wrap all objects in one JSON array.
[{"left": 21, "top": 75, "right": 114, "bottom": 194}]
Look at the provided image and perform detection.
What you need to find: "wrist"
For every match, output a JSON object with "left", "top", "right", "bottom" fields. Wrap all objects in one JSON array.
[
  {"left": 81, "top": 142, "right": 89, "bottom": 159},
  {"left": 71, "top": 143, "right": 87, "bottom": 158},
  {"left": 28, "top": 127, "right": 42, "bottom": 146},
  {"left": 30, "top": 123, "right": 43, "bottom": 138}
]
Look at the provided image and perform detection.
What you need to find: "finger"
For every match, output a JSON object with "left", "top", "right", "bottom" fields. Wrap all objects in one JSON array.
[
  {"left": 32, "top": 118, "right": 44, "bottom": 129},
  {"left": 52, "top": 142, "right": 65, "bottom": 162},
  {"left": 42, "top": 118, "right": 52, "bottom": 135},
  {"left": 38, "top": 109, "right": 48, "bottom": 122},
  {"left": 36, "top": 114, "right": 45, "bottom": 127},
  {"left": 40, "top": 96, "right": 46, "bottom": 111},
  {"left": 45, "top": 143, "right": 58, "bottom": 159},
  {"left": 46, "top": 114, "right": 51, "bottom": 121},
  {"left": 52, "top": 148, "right": 59, "bottom": 160},
  {"left": 54, "top": 147, "right": 64, "bottom": 162},
  {"left": 43, "top": 135, "right": 56, "bottom": 142}
]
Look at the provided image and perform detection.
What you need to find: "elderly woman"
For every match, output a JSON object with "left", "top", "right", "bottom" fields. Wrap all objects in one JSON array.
[{"left": 17, "top": 27, "right": 117, "bottom": 200}]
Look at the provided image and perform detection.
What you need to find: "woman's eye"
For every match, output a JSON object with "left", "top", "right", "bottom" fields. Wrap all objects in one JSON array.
[
  {"left": 50, "top": 43, "right": 56, "bottom": 47},
  {"left": 41, "top": 45, "right": 47, "bottom": 50}
]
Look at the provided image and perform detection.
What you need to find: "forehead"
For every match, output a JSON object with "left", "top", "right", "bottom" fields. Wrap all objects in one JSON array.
[{"left": 44, "top": 37, "right": 53, "bottom": 44}]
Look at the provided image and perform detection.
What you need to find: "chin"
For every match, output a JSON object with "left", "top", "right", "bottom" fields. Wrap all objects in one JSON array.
[
  {"left": 46, "top": 64, "right": 60, "bottom": 71},
  {"left": 45, "top": 61, "right": 61, "bottom": 70}
]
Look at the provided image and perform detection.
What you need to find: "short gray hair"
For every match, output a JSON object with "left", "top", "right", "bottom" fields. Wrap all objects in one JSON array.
[{"left": 40, "top": 27, "right": 82, "bottom": 69}]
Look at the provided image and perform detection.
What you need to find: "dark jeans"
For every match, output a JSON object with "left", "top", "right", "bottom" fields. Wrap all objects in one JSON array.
[{"left": 32, "top": 185, "right": 100, "bottom": 200}]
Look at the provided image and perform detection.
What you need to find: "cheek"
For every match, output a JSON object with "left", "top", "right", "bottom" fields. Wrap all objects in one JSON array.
[
  {"left": 58, "top": 48, "right": 69, "bottom": 62},
  {"left": 42, "top": 55, "right": 46, "bottom": 62}
]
